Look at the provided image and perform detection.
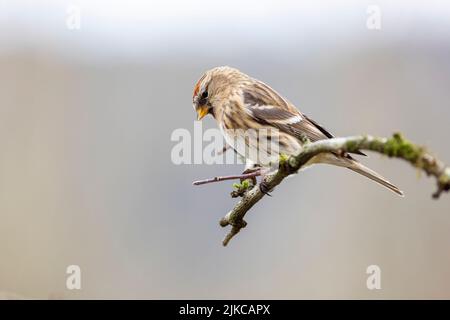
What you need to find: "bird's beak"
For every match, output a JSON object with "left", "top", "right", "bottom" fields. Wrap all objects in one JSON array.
[{"left": 196, "top": 105, "right": 209, "bottom": 121}]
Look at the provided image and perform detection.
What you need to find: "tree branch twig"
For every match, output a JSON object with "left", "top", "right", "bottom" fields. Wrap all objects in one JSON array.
[
  {"left": 216, "top": 133, "right": 449, "bottom": 246},
  {"left": 192, "top": 171, "right": 261, "bottom": 186}
]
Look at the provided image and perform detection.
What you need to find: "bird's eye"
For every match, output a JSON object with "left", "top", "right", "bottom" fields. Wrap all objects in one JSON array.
[{"left": 201, "top": 91, "right": 208, "bottom": 99}]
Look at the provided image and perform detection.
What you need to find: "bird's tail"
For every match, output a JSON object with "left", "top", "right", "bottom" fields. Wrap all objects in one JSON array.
[
  {"left": 314, "top": 153, "right": 404, "bottom": 196},
  {"left": 347, "top": 161, "right": 404, "bottom": 196}
]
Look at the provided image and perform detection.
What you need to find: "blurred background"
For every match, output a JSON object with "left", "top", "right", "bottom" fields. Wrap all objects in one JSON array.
[{"left": 0, "top": 0, "right": 449, "bottom": 299}]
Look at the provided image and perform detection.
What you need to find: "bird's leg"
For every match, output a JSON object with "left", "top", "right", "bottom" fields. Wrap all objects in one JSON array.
[{"left": 258, "top": 167, "right": 274, "bottom": 196}]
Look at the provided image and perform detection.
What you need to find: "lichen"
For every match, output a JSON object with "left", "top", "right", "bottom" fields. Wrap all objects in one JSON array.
[
  {"left": 345, "top": 140, "right": 360, "bottom": 153},
  {"left": 279, "top": 153, "right": 289, "bottom": 164},
  {"left": 368, "top": 139, "right": 383, "bottom": 153},
  {"left": 434, "top": 169, "right": 450, "bottom": 199},
  {"left": 382, "top": 132, "right": 424, "bottom": 165},
  {"left": 298, "top": 134, "right": 310, "bottom": 145},
  {"left": 438, "top": 168, "right": 450, "bottom": 188}
]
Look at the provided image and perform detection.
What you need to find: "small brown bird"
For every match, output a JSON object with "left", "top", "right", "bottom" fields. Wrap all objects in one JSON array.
[{"left": 192, "top": 66, "right": 403, "bottom": 196}]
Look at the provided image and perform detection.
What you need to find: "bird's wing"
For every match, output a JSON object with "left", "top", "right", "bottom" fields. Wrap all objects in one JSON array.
[
  {"left": 243, "top": 81, "right": 366, "bottom": 155},
  {"left": 242, "top": 81, "right": 332, "bottom": 142}
]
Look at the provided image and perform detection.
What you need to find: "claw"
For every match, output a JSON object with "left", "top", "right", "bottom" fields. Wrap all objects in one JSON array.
[{"left": 259, "top": 181, "right": 272, "bottom": 196}]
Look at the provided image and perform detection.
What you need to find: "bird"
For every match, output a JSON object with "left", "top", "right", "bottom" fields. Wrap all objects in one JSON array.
[{"left": 192, "top": 66, "right": 403, "bottom": 196}]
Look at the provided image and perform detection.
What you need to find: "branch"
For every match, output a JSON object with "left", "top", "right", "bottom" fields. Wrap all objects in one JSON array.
[
  {"left": 218, "top": 133, "right": 450, "bottom": 246},
  {"left": 192, "top": 171, "right": 261, "bottom": 186}
]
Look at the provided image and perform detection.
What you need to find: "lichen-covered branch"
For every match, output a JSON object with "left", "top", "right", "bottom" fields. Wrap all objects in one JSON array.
[{"left": 219, "top": 133, "right": 449, "bottom": 246}]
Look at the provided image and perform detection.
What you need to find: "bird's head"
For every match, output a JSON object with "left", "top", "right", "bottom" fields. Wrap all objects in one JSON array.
[
  {"left": 192, "top": 66, "right": 244, "bottom": 120},
  {"left": 192, "top": 72, "right": 211, "bottom": 121}
]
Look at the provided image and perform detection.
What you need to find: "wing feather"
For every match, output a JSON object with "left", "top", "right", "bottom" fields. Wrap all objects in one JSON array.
[
  {"left": 243, "top": 84, "right": 329, "bottom": 142},
  {"left": 243, "top": 82, "right": 366, "bottom": 156}
]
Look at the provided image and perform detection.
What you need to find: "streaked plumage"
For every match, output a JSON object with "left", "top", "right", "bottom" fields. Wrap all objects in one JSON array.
[{"left": 192, "top": 66, "right": 403, "bottom": 196}]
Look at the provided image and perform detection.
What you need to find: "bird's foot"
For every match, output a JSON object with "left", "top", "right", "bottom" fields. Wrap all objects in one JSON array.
[{"left": 259, "top": 179, "right": 273, "bottom": 196}]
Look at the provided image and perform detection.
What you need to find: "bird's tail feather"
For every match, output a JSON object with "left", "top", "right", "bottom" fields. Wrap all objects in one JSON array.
[
  {"left": 314, "top": 153, "right": 404, "bottom": 196},
  {"left": 347, "top": 162, "right": 404, "bottom": 196}
]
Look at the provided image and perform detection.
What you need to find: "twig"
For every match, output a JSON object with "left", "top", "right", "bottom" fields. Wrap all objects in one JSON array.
[
  {"left": 192, "top": 171, "right": 261, "bottom": 186},
  {"left": 216, "top": 133, "right": 449, "bottom": 246}
]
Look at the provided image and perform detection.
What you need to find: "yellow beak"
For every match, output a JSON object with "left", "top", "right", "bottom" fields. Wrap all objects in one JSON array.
[{"left": 196, "top": 106, "right": 209, "bottom": 121}]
